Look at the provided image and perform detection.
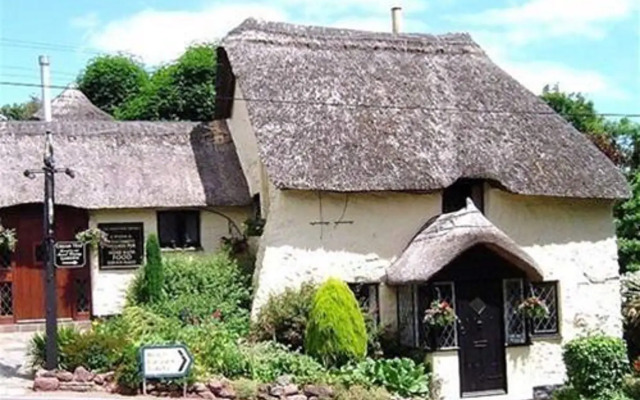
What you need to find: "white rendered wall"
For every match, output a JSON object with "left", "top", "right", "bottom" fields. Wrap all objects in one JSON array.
[{"left": 88, "top": 206, "right": 250, "bottom": 316}]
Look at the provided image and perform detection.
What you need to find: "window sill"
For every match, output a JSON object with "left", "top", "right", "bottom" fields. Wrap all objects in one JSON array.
[
  {"left": 531, "top": 334, "right": 562, "bottom": 341},
  {"left": 160, "top": 247, "right": 203, "bottom": 253},
  {"left": 428, "top": 347, "right": 459, "bottom": 353}
]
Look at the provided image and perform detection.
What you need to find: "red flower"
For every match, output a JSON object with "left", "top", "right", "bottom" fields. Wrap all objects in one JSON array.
[
  {"left": 633, "top": 358, "right": 640, "bottom": 373},
  {"left": 212, "top": 310, "right": 222, "bottom": 320}
]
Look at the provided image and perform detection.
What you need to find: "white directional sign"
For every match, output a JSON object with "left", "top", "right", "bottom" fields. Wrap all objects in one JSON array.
[{"left": 141, "top": 344, "right": 193, "bottom": 379}]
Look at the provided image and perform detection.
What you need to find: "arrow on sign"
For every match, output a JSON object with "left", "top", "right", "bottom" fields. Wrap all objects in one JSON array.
[{"left": 141, "top": 345, "right": 193, "bottom": 379}]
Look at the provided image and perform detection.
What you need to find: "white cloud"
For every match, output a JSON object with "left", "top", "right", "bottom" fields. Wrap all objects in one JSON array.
[
  {"left": 77, "top": 0, "right": 428, "bottom": 65},
  {"left": 456, "top": 0, "right": 636, "bottom": 44}
]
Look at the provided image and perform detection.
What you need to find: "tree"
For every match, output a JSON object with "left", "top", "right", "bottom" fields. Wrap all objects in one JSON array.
[
  {"left": 77, "top": 55, "right": 148, "bottom": 115},
  {"left": 541, "top": 85, "right": 640, "bottom": 273},
  {"left": 0, "top": 96, "right": 40, "bottom": 120},
  {"left": 115, "top": 44, "right": 216, "bottom": 121},
  {"left": 134, "top": 234, "right": 164, "bottom": 304}
]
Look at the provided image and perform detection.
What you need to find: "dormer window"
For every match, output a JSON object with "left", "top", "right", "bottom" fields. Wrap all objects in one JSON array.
[{"left": 442, "top": 180, "right": 484, "bottom": 213}]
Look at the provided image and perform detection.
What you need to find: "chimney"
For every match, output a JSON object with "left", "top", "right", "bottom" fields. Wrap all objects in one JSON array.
[
  {"left": 39, "top": 55, "right": 52, "bottom": 122},
  {"left": 391, "top": 6, "right": 402, "bottom": 34}
]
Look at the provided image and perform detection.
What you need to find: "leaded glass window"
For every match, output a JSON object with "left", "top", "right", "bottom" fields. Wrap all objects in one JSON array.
[
  {"left": 427, "top": 282, "right": 457, "bottom": 349},
  {"left": 397, "top": 285, "right": 416, "bottom": 347},
  {"left": 0, "top": 282, "right": 12, "bottom": 316},
  {"left": 349, "top": 283, "right": 379, "bottom": 324},
  {"left": 503, "top": 278, "right": 527, "bottom": 345},
  {"left": 530, "top": 281, "right": 559, "bottom": 336}
]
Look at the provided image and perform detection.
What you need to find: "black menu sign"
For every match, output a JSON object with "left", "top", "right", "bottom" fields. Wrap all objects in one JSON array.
[
  {"left": 54, "top": 241, "right": 86, "bottom": 268},
  {"left": 98, "top": 223, "right": 144, "bottom": 269}
]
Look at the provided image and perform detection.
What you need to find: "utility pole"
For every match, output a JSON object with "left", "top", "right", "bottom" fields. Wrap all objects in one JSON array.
[{"left": 23, "top": 56, "right": 74, "bottom": 370}]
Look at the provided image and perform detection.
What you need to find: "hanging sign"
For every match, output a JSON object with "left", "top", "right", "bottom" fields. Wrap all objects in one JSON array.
[
  {"left": 140, "top": 344, "right": 193, "bottom": 379},
  {"left": 54, "top": 241, "right": 86, "bottom": 268},
  {"left": 98, "top": 223, "right": 144, "bottom": 269}
]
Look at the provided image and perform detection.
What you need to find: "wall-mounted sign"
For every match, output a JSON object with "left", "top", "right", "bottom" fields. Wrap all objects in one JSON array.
[
  {"left": 98, "top": 223, "right": 143, "bottom": 269},
  {"left": 140, "top": 344, "right": 193, "bottom": 379},
  {"left": 54, "top": 241, "right": 86, "bottom": 268}
]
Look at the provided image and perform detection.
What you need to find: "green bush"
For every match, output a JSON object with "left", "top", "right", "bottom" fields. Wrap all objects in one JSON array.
[
  {"left": 551, "top": 386, "right": 581, "bottom": 400},
  {"left": 28, "top": 326, "right": 80, "bottom": 370},
  {"left": 63, "top": 330, "right": 126, "bottom": 372},
  {"left": 114, "top": 344, "right": 142, "bottom": 392},
  {"left": 335, "top": 358, "right": 430, "bottom": 398},
  {"left": 251, "top": 282, "right": 317, "bottom": 350},
  {"left": 334, "top": 385, "right": 392, "bottom": 400},
  {"left": 232, "top": 378, "right": 259, "bottom": 400},
  {"left": 305, "top": 278, "right": 367, "bottom": 367},
  {"left": 623, "top": 375, "right": 640, "bottom": 399},
  {"left": 243, "top": 341, "right": 327, "bottom": 384},
  {"left": 563, "top": 335, "right": 630, "bottom": 398},
  {"left": 131, "top": 235, "right": 164, "bottom": 304}
]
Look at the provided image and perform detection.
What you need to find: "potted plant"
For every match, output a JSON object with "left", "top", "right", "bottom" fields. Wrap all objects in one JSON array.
[
  {"left": 75, "top": 227, "right": 109, "bottom": 250},
  {"left": 424, "top": 300, "right": 457, "bottom": 328},
  {"left": 518, "top": 296, "right": 549, "bottom": 319},
  {"left": 0, "top": 224, "right": 17, "bottom": 253}
]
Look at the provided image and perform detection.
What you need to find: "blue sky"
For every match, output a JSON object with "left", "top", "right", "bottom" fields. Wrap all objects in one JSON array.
[{"left": 0, "top": 0, "right": 638, "bottom": 117}]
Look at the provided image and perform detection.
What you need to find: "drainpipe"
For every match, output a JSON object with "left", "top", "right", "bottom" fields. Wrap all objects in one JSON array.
[{"left": 39, "top": 55, "right": 52, "bottom": 122}]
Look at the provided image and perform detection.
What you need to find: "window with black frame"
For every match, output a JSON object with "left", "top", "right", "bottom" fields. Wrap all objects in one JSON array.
[
  {"left": 421, "top": 282, "right": 458, "bottom": 350},
  {"left": 157, "top": 210, "right": 201, "bottom": 249},
  {"left": 503, "top": 279, "right": 560, "bottom": 343}
]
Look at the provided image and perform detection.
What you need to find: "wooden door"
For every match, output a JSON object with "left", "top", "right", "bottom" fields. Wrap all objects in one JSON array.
[
  {"left": 1, "top": 205, "right": 90, "bottom": 322},
  {"left": 457, "top": 280, "right": 507, "bottom": 396}
]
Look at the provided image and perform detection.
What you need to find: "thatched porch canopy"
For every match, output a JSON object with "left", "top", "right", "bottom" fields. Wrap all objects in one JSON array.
[
  {"left": 386, "top": 199, "right": 543, "bottom": 284},
  {"left": 32, "top": 87, "right": 114, "bottom": 121},
  {"left": 219, "top": 19, "right": 628, "bottom": 199},
  {"left": 0, "top": 120, "right": 251, "bottom": 209}
]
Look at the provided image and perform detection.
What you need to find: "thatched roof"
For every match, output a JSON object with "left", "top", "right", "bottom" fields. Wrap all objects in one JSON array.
[
  {"left": 33, "top": 87, "right": 114, "bottom": 121},
  {"left": 0, "top": 120, "right": 251, "bottom": 209},
  {"left": 219, "top": 19, "right": 628, "bottom": 199},
  {"left": 386, "top": 199, "right": 543, "bottom": 284}
]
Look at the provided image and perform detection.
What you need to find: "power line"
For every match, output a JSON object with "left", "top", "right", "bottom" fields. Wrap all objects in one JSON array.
[
  {"left": 1, "top": 65, "right": 78, "bottom": 78},
  {"left": 0, "top": 38, "right": 103, "bottom": 56},
  {"left": 0, "top": 79, "right": 638, "bottom": 119}
]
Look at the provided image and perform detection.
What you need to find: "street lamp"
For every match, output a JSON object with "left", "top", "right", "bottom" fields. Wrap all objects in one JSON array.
[{"left": 23, "top": 130, "right": 75, "bottom": 370}]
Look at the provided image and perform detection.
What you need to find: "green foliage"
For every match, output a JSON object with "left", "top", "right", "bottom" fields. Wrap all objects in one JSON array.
[
  {"left": 305, "top": 278, "right": 367, "bottom": 367},
  {"left": 623, "top": 274, "right": 640, "bottom": 358},
  {"left": 243, "top": 341, "right": 327, "bottom": 384},
  {"left": 153, "top": 251, "right": 251, "bottom": 335},
  {"left": 28, "top": 326, "right": 80, "bottom": 370},
  {"left": 232, "top": 378, "right": 259, "bottom": 400},
  {"left": 617, "top": 174, "right": 640, "bottom": 273},
  {"left": 335, "top": 358, "right": 430, "bottom": 397},
  {"left": 0, "top": 96, "right": 39, "bottom": 120},
  {"left": 114, "top": 344, "right": 142, "bottom": 392},
  {"left": 563, "top": 335, "right": 630, "bottom": 398},
  {"left": 551, "top": 386, "right": 581, "bottom": 400},
  {"left": 334, "top": 385, "right": 392, "bottom": 400},
  {"left": 115, "top": 44, "right": 216, "bottom": 121},
  {"left": 78, "top": 55, "right": 148, "bottom": 115},
  {"left": 252, "top": 282, "right": 317, "bottom": 350},
  {"left": 131, "top": 235, "right": 164, "bottom": 304},
  {"left": 63, "top": 329, "right": 127, "bottom": 372}
]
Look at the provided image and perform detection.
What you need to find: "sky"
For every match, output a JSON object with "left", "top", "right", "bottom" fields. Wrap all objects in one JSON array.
[{"left": 0, "top": 0, "right": 638, "bottom": 117}]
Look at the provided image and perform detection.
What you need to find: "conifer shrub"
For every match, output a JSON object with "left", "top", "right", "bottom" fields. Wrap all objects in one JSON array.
[
  {"left": 131, "top": 234, "right": 164, "bottom": 304},
  {"left": 305, "top": 278, "right": 367, "bottom": 367}
]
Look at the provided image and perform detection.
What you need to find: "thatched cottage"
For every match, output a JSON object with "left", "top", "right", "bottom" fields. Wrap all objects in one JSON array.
[
  {"left": 0, "top": 87, "right": 252, "bottom": 321},
  {"left": 215, "top": 19, "right": 629, "bottom": 399}
]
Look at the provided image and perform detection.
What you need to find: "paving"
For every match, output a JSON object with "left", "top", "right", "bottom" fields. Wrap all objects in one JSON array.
[{"left": 0, "top": 332, "right": 34, "bottom": 397}]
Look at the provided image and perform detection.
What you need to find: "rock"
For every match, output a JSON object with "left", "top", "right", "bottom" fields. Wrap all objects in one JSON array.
[
  {"left": 93, "top": 374, "right": 105, "bottom": 385},
  {"left": 199, "top": 391, "right": 217, "bottom": 400},
  {"left": 257, "top": 393, "right": 279, "bottom": 400},
  {"left": 55, "top": 370, "right": 74, "bottom": 382},
  {"left": 59, "top": 381, "right": 94, "bottom": 392},
  {"left": 33, "top": 376, "right": 60, "bottom": 391},
  {"left": 270, "top": 386, "right": 285, "bottom": 397},
  {"left": 192, "top": 382, "right": 209, "bottom": 393},
  {"left": 35, "top": 368, "right": 56, "bottom": 378},
  {"left": 73, "top": 366, "right": 94, "bottom": 382},
  {"left": 286, "top": 395, "right": 307, "bottom": 400},
  {"left": 102, "top": 371, "right": 115, "bottom": 383},
  {"left": 208, "top": 379, "right": 224, "bottom": 393},
  {"left": 533, "top": 385, "right": 564, "bottom": 400},
  {"left": 276, "top": 375, "right": 292, "bottom": 386},
  {"left": 304, "top": 385, "right": 334, "bottom": 398},
  {"left": 104, "top": 382, "right": 118, "bottom": 393},
  {"left": 309, "top": 397, "right": 319, "bottom": 400},
  {"left": 217, "top": 386, "right": 236, "bottom": 399},
  {"left": 283, "top": 384, "right": 299, "bottom": 396}
]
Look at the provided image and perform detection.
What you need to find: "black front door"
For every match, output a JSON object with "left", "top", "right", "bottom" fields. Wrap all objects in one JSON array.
[{"left": 457, "top": 280, "right": 507, "bottom": 396}]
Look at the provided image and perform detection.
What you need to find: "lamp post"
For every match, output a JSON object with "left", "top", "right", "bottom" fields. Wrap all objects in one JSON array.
[{"left": 24, "top": 130, "right": 75, "bottom": 370}]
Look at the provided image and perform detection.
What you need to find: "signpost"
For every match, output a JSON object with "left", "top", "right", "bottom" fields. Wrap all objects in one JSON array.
[
  {"left": 98, "top": 223, "right": 144, "bottom": 269},
  {"left": 54, "top": 241, "right": 86, "bottom": 268},
  {"left": 140, "top": 344, "right": 193, "bottom": 396}
]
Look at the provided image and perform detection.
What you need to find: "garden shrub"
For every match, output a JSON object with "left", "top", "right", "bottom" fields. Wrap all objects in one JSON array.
[
  {"left": 232, "top": 378, "right": 259, "bottom": 400},
  {"left": 251, "top": 282, "right": 317, "bottom": 350},
  {"left": 305, "top": 278, "right": 367, "bottom": 367},
  {"left": 623, "top": 375, "right": 640, "bottom": 399},
  {"left": 243, "top": 341, "right": 327, "bottom": 384},
  {"left": 623, "top": 272, "right": 640, "bottom": 359},
  {"left": 62, "top": 330, "right": 126, "bottom": 372},
  {"left": 131, "top": 234, "right": 164, "bottom": 304},
  {"left": 335, "top": 358, "right": 430, "bottom": 398},
  {"left": 114, "top": 344, "right": 142, "bottom": 392},
  {"left": 29, "top": 326, "right": 80, "bottom": 370},
  {"left": 334, "top": 385, "right": 392, "bottom": 400},
  {"left": 563, "top": 334, "right": 629, "bottom": 398}
]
